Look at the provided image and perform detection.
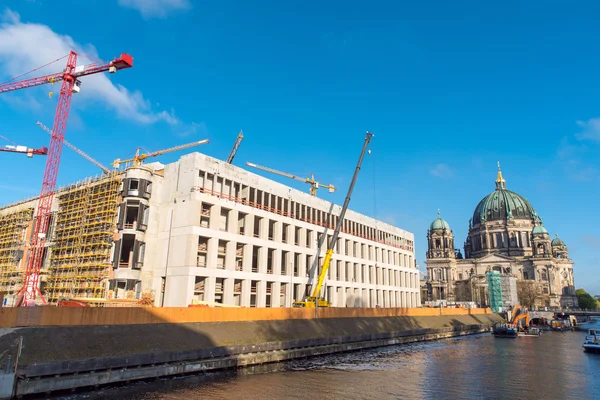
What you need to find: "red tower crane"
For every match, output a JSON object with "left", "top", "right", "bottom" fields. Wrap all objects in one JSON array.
[{"left": 0, "top": 50, "right": 133, "bottom": 305}]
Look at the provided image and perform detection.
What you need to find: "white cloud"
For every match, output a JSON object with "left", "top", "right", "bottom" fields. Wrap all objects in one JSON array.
[
  {"left": 581, "top": 235, "right": 600, "bottom": 249},
  {"left": 0, "top": 9, "right": 194, "bottom": 129},
  {"left": 556, "top": 134, "right": 599, "bottom": 182},
  {"left": 576, "top": 118, "right": 600, "bottom": 142},
  {"left": 118, "top": 0, "right": 191, "bottom": 18},
  {"left": 430, "top": 163, "right": 454, "bottom": 179}
]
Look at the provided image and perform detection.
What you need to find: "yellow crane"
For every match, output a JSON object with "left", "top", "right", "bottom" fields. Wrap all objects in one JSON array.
[
  {"left": 227, "top": 130, "right": 244, "bottom": 164},
  {"left": 245, "top": 162, "right": 336, "bottom": 197},
  {"left": 293, "top": 131, "right": 374, "bottom": 308},
  {"left": 113, "top": 139, "right": 210, "bottom": 169}
]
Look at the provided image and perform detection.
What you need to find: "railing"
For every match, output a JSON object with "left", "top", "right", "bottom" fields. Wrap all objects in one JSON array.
[{"left": 190, "top": 185, "right": 414, "bottom": 252}]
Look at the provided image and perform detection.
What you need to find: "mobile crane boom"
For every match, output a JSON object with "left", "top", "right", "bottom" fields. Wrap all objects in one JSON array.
[
  {"left": 227, "top": 130, "right": 244, "bottom": 164},
  {"left": 293, "top": 131, "right": 374, "bottom": 308}
]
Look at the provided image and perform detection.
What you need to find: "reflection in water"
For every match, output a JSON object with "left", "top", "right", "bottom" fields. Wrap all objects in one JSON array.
[{"left": 54, "top": 321, "right": 600, "bottom": 400}]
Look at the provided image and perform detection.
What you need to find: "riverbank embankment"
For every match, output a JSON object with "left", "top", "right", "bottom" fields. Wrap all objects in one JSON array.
[{"left": 0, "top": 307, "right": 501, "bottom": 398}]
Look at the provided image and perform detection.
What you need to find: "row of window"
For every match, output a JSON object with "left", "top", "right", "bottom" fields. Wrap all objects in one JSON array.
[
  {"left": 197, "top": 170, "right": 413, "bottom": 251},
  {"left": 197, "top": 236, "right": 419, "bottom": 288},
  {"left": 200, "top": 202, "right": 414, "bottom": 268},
  {"left": 470, "top": 231, "right": 532, "bottom": 251},
  {"left": 192, "top": 276, "right": 419, "bottom": 308}
]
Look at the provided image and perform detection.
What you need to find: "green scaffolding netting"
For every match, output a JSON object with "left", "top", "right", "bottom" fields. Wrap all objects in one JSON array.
[{"left": 486, "top": 271, "right": 503, "bottom": 312}]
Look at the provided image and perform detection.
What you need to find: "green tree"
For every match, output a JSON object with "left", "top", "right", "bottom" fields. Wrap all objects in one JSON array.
[{"left": 575, "top": 288, "right": 598, "bottom": 309}]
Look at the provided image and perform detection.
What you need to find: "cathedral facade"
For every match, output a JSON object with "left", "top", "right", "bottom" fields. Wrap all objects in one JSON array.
[{"left": 424, "top": 165, "right": 577, "bottom": 308}]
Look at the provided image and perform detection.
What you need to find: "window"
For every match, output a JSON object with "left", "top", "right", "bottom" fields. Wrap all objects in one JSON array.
[
  {"left": 118, "top": 234, "right": 136, "bottom": 268},
  {"left": 197, "top": 237, "right": 208, "bottom": 267},
  {"left": 219, "top": 209, "right": 229, "bottom": 231},
  {"left": 129, "top": 179, "right": 139, "bottom": 190},
  {"left": 138, "top": 243, "right": 146, "bottom": 264}
]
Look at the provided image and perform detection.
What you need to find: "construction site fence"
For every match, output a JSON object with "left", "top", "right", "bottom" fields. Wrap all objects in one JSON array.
[
  {"left": 0, "top": 306, "right": 492, "bottom": 328},
  {"left": 191, "top": 186, "right": 414, "bottom": 252}
]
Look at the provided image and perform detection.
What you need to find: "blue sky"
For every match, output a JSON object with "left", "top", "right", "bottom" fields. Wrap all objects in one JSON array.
[{"left": 0, "top": 1, "right": 599, "bottom": 294}]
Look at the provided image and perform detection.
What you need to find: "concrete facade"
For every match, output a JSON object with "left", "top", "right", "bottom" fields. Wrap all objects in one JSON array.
[
  {"left": 147, "top": 153, "right": 418, "bottom": 308},
  {"left": 0, "top": 152, "right": 418, "bottom": 308}
]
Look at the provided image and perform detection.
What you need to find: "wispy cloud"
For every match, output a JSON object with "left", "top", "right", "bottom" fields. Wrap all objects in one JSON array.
[
  {"left": 581, "top": 235, "right": 600, "bottom": 249},
  {"left": 0, "top": 9, "right": 197, "bottom": 132},
  {"left": 430, "top": 163, "right": 454, "bottom": 179},
  {"left": 576, "top": 118, "right": 600, "bottom": 142},
  {"left": 118, "top": 0, "right": 191, "bottom": 19},
  {"left": 176, "top": 121, "right": 208, "bottom": 138},
  {"left": 556, "top": 135, "right": 599, "bottom": 182}
]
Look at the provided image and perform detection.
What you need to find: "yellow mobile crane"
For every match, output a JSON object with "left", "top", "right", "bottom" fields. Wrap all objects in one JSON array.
[{"left": 293, "top": 131, "right": 374, "bottom": 308}]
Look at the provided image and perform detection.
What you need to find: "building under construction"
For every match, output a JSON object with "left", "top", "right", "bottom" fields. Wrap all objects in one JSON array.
[{"left": 0, "top": 152, "right": 418, "bottom": 308}]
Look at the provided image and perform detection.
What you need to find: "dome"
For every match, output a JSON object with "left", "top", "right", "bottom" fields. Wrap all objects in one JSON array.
[
  {"left": 552, "top": 234, "right": 566, "bottom": 247},
  {"left": 430, "top": 211, "right": 451, "bottom": 231},
  {"left": 471, "top": 164, "right": 537, "bottom": 225},
  {"left": 532, "top": 225, "right": 548, "bottom": 235}
]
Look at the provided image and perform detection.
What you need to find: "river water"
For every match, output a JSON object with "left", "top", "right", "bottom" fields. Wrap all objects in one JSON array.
[{"left": 56, "top": 320, "right": 600, "bottom": 400}]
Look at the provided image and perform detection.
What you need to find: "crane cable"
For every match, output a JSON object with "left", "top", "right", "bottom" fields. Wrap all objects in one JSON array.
[
  {"left": 0, "top": 134, "right": 17, "bottom": 145},
  {"left": 0, "top": 54, "right": 69, "bottom": 85}
]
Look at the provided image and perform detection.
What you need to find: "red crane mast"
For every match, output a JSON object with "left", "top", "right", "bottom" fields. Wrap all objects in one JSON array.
[{"left": 0, "top": 50, "right": 133, "bottom": 305}]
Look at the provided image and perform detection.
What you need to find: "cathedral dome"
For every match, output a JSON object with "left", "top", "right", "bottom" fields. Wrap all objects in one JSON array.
[
  {"left": 532, "top": 225, "right": 548, "bottom": 235},
  {"left": 552, "top": 234, "right": 566, "bottom": 247},
  {"left": 471, "top": 164, "right": 536, "bottom": 225},
  {"left": 430, "top": 211, "right": 451, "bottom": 231}
]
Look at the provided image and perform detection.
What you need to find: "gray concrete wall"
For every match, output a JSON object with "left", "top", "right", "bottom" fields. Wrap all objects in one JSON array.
[
  {"left": 0, "top": 373, "right": 14, "bottom": 400},
  {"left": 0, "top": 314, "right": 502, "bottom": 398}
]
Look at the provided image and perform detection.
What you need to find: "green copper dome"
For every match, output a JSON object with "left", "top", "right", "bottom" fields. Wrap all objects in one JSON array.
[
  {"left": 471, "top": 165, "right": 537, "bottom": 225},
  {"left": 552, "top": 234, "right": 565, "bottom": 247},
  {"left": 430, "top": 211, "right": 451, "bottom": 231},
  {"left": 532, "top": 225, "right": 548, "bottom": 235}
]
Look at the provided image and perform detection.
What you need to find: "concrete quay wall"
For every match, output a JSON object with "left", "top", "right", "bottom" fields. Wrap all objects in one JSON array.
[
  {"left": 0, "top": 305, "right": 493, "bottom": 328},
  {"left": 0, "top": 308, "right": 501, "bottom": 398}
]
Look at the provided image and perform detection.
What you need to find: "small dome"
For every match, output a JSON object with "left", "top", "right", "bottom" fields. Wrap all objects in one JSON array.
[
  {"left": 532, "top": 225, "right": 548, "bottom": 235},
  {"left": 430, "top": 211, "right": 451, "bottom": 231},
  {"left": 552, "top": 234, "right": 566, "bottom": 247}
]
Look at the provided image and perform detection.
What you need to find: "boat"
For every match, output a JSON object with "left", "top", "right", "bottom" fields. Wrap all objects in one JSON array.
[
  {"left": 583, "top": 329, "right": 600, "bottom": 353},
  {"left": 493, "top": 323, "right": 518, "bottom": 338},
  {"left": 519, "top": 327, "right": 542, "bottom": 337}
]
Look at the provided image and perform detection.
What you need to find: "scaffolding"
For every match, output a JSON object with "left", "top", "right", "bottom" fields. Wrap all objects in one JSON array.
[
  {"left": 486, "top": 271, "right": 503, "bottom": 313},
  {"left": 46, "top": 174, "right": 121, "bottom": 303},
  {"left": 0, "top": 208, "right": 33, "bottom": 299}
]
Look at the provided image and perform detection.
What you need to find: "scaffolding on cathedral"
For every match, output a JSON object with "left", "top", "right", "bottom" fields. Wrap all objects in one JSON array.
[
  {"left": 486, "top": 271, "right": 503, "bottom": 312},
  {"left": 0, "top": 208, "right": 34, "bottom": 300},
  {"left": 46, "top": 174, "right": 121, "bottom": 303}
]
